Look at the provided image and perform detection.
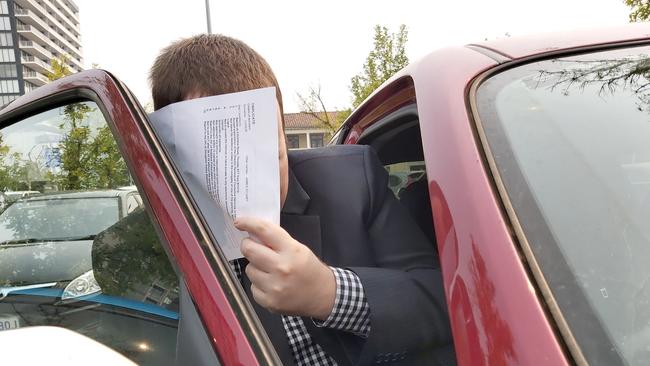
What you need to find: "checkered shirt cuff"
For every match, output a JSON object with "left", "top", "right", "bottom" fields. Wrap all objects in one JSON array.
[{"left": 313, "top": 267, "right": 371, "bottom": 338}]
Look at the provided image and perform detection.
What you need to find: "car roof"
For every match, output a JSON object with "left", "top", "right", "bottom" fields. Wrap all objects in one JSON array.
[
  {"left": 470, "top": 23, "right": 650, "bottom": 60},
  {"left": 345, "top": 24, "right": 650, "bottom": 130},
  {"left": 19, "top": 187, "right": 137, "bottom": 201}
]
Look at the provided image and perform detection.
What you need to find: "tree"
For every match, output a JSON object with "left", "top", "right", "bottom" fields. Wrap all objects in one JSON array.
[
  {"left": 624, "top": 0, "right": 650, "bottom": 22},
  {"left": 46, "top": 54, "right": 72, "bottom": 81},
  {"left": 295, "top": 25, "right": 408, "bottom": 136},
  {"left": 46, "top": 55, "right": 130, "bottom": 190},
  {"left": 85, "top": 125, "right": 131, "bottom": 188},
  {"left": 57, "top": 102, "right": 92, "bottom": 190},
  {"left": 47, "top": 54, "right": 90, "bottom": 189},
  {"left": 0, "top": 135, "right": 23, "bottom": 191},
  {"left": 296, "top": 84, "right": 349, "bottom": 133},
  {"left": 93, "top": 209, "right": 178, "bottom": 297},
  {"left": 350, "top": 25, "right": 409, "bottom": 108},
  {"left": 536, "top": 56, "right": 650, "bottom": 111}
]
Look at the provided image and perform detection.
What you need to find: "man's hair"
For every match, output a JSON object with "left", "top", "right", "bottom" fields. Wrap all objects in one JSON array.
[{"left": 149, "top": 34, "right": 284, "bottom": 118}]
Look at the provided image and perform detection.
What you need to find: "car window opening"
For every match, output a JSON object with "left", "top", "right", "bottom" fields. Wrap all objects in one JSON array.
[{"left": 357, "top": 106, "right": 436, "bottom": 245}]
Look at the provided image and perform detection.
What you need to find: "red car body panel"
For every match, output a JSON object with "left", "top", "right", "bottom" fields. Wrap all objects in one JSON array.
[
  {"left": 473, "top": 23, "right": 650, "bottom": 60},
  {"left": 343, "top": 46, "right": 569, "bottom": 365},
  {"left": 0, "top": 70, "right": 260, "bottom": 366},
  {"left": 407, "top": 48, "right": 568, "bottom": 365}
]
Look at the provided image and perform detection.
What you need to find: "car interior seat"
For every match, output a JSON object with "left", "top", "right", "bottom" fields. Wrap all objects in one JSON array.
[{"left": 398, "top": 175, "right": 436, "bottom": 245}]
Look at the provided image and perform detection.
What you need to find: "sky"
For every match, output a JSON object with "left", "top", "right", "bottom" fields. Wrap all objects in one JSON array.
[{"left": 74, "top": 0, "right": 632, "bottom": 112}]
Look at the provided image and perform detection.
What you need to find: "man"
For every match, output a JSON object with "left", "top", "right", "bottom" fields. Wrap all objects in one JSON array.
[{"left": 150, "top": 34, "right": 453, "bottom": 365}]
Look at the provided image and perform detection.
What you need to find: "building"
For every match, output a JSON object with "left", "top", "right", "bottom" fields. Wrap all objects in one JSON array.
[
  {"left": 284, "top": 111, "right": 339, "bottom": 149},
  {"left": 0, "top": 0, "right": 82, "bottom": 105}
]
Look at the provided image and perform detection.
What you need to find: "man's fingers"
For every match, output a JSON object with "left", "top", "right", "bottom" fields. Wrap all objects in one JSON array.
[
  {"left": 245, "top": 263, "right": 271, "bottom": 286},
  {"left": 235, "top": 216, "right": 292, "bottom": 251},
  {"left": 250, "top": 284, "right": 271, "bottom": 310},
  {"left": 241, "top": 237, "right": 278, "bottom": 272}
]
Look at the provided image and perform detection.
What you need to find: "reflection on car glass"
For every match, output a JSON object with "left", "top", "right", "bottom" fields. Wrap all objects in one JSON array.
[
  {"left": 478, "top": 46, "right": 650, "bottom": 366},
  {"left": 92, "top": 208, "right": 179, "bottom": 310},
  {"left": 0, "top": 102, "right": 178, "bottom": 365}
]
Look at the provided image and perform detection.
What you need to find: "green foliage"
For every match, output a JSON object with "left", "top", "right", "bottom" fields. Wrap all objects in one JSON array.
[
  {"left": 0, "top": 55, "right": 127, "bottom": 193},
  {"left": 295, "top": 24, "right": 409, "bottom": 139},
  {"left": 624, "top": 0, "right": 650, "bottom": 22},
  {"left": 57, "top": 103, "right": 130, "bottom": 190},
  {"left": 350, "top": 25, "right": 409, "bottom": 108},
  {"left": 93, "top": 209, "right": 178, "bottom": 297},
  {"left": 0, "top": 132, "right": 27, "bottom": 191},
  {"left": 58, "top": 103, "right": 92, "bottom": 190},
  {"left": 85, "top": 125, "right": 131, "bottom": 189},
  {"left": 46, "top": 58, "right": 130, "bottom": 190},
  {"left": 46, "top": 54, "right": 72, "bottom": 81},
  {"left": 0, "top": 149, "right": 24, "bottom": 191},
  {"left": 335, "top": 108, "right": 352, "bottom": 128}
]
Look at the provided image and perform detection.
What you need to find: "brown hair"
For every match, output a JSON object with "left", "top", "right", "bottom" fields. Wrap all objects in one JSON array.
[{"left": 149, "top": 34, "right": 284, "bottom": 119}]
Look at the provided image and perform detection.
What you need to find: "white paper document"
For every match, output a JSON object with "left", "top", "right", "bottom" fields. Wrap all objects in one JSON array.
[{"left": 148, "top": 87, "right": 280, "bottom": 260}]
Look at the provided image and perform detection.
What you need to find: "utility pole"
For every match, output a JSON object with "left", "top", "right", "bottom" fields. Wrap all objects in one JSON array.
[{"left": 205, "top": 0, "right": 212, "bottom": 34}]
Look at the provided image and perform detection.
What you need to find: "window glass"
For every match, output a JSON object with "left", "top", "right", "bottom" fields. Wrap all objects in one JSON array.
[
  {"left": 0, "top": 63, "right": 16, "bottom": 77},
  {"left": 0, "top": 197, "right": 119, "bottom": 240},
  {"left": 309, "top": 133, "right": 324, "bottom": 148},
  {"left": 383, "top": 159, "right": 434, "bottom": 244},
  {"left": 0, "top": 78, "right": 17, "bottom": 92},
  {"left": 23, "top": 81, "right": 35, "bottom": 93},
  {"left": 0, "top": 48, "right": 14, "bottom": 62},
  {"left": 0, "top": 17, "right": 10, "bottom": 31},
  {"left": 384, "top": 161, "right": 426, "bottom": 197},
  {"left": 0, "top": 102, "right": 179, "bottom": 365},
  {"left": 477, "top": 45, "right": 650, "bottom": 365},
  {"left": 0, "top": 32, "right": 12, "bottom": 46},
  {"left": 0, "top": 2, "right": 7, "bottom": 15},
  {"left": 286, "top": 134, "right": 300, "bottom": 149},
  {"left": 0, "top": 94, "right": 16, "bottom": 105}
]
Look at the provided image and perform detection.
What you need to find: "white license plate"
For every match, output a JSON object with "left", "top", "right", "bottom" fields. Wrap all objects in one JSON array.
[{"left": 0, "top": 315, "right": 20, "bottom": 331}]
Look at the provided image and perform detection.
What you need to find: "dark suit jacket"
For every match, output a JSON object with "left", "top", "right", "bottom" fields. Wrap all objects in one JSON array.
[{"left": 242, "top": 145, "right": 453, "bottom": 366}]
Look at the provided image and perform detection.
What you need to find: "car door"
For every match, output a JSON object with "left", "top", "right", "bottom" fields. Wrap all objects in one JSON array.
[
  {"left": 335, "top": 60, "right": 568, "bottom": 364},
  {"left": 0, "top": 69, "right": 278, "bottom": 365}
]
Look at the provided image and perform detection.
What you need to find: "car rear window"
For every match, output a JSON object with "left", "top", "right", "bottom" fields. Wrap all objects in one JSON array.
[{"left": 477, "top": 45, "right": 650, "bottom": 366}]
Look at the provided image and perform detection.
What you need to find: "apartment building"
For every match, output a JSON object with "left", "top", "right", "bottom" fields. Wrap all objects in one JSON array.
[{"left": 0, "top": 0, "right": 81, "bottom": 105}]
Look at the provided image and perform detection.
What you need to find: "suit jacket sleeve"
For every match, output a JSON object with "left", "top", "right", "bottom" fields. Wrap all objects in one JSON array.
[{"left": 345, "top": 147, "right": 452, "bottom": 365}]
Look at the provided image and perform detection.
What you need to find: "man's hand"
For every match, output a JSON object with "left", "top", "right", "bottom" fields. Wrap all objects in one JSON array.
[{"left": 234, "top": 217, "right": 336, "bottom": 320}]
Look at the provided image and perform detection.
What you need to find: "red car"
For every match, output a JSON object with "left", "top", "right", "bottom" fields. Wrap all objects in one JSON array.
[{"left": 1, "top": 23, "right": 649, "bottom": 365}]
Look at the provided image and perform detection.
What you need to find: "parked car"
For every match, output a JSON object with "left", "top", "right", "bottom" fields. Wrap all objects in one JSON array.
[
  {"left": 0, "top": 24, "right": 649, "bottom": 366},
  {"left": 0, "top": 187, "right": 141, "bottom": 287},
  {"left": 0, "top": 191, "right": 7, "bottom": 212},
  {"left": 0, "top": 188, "right": 176, "bottom": 364},
  {"left": 4, "top": 190, "right": 41, "bottom": 205}
]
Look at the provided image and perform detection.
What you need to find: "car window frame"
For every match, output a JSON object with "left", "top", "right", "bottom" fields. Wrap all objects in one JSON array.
[
  {"left": 340, "top": 76, "right": 417, "bottom": 145},
  {"left": 0, "top": 98, "right": 183, "bottom": 363},
  {"left": 0, "top": 71, "right": 279, "bottom": 365},
  {"left": 117, "top": 79, "right": 280, "bottom": 365}
]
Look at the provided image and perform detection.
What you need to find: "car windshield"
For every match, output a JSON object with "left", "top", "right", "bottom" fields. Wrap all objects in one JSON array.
[
  {"left": 477, "top": 45, "right": 650, "bottom": 365},
  {"left": 0, "top": 197, "right": 120, "bottom": 242}
]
